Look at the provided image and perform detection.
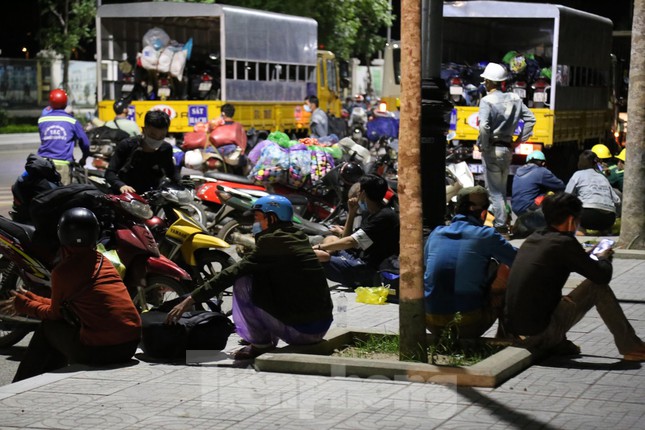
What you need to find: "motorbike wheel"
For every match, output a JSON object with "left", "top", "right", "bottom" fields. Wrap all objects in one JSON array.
[
  {"left": 194, "top": 250, "right": 236, "bottom": 316},
  {"left": 0, "top": 263, "right": 34, "bottom": 348},
  {"left": 217, "top": 219, "right": 256, "bottom": 258},
  {"left": 135, "top": 276, "right": 189, "bottom": 311}
]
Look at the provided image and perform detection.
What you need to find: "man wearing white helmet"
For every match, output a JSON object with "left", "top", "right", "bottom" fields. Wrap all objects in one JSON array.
[{"left": 477, "top": 62, "right": 536, "bottom": 233}]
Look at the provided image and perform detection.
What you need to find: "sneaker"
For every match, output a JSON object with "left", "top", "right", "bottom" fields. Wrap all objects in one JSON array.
[
  {"left": 549, "top": 339, "right": 581, "bottom": 356},
  {"left": 623, "top": 344, "right": 645, "bottom": 362}
]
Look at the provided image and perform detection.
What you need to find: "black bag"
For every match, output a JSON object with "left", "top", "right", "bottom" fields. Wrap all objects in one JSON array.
[
  {"left": 141, "top": 300, "right": 234, "bottom": 359},
  {"left": 88, "top": 124, "right": 130, "bottom": 146},
  {"left": 378, "top": 255, "right": 400, "bottom": 304}
]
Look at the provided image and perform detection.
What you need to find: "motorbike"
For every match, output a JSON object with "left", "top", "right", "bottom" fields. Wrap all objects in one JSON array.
[
  {"left": 0, "top": 191, "right": 192, "bottom": 348},
  {"left": 146, "top": 181, "right": 210, "bottom": 228},
  {"left": 143, "top": 187, "right": 236, "bottom": 287},
  {"left": 531, "top": 76, "right": 551, "bottom": 108},
  {"left": 348, "top": 107, "right": 368, "bottom": 143},
  {"left": 510, "top": 79, "right": 529, "bottom": 106},
  {"left": 212, "top": 185, "right": 332, "bottom": 257},
  {"left": 445, "top": 144, "right": 476, "bottom": 218}
]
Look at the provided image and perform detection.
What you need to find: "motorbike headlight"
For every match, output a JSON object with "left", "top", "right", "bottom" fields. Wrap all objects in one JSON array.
[
  {"left": 161, "top": 190, "right": 179, "bottom": 204},
  {"left": 173, "top": 189, "right": 194, "bottom": 204},
  {"left": 120, "top": 199, "right": 154, "bottom": 220}
]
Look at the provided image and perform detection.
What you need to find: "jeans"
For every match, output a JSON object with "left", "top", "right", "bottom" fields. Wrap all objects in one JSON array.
[
  {"left": 520, "top": 279, "right": 643, "bottom": 354},
  {"left": 232, "top": 276, "right": 331, "bottom": 347},
  {"left": 321, "top": 250, "right": 377, "bottom": 287},
  {"left": 482, "top": 147, "right": 512, "bottom": 228}
]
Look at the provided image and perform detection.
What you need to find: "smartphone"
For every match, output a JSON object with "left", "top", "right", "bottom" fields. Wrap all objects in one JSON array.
[{"left": 590, "top": 239, "right": 615, "bottom": 260}]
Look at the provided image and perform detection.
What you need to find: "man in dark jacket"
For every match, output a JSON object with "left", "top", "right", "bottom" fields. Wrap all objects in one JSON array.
[
  {"left": 167, "top": 195, "right": 333, "bottom": 360},
  {"left": 505, "top": 192, "right": 645, "bottom": 360},
  {"left": 511, "top": 150, "right": 564, "bottom": 216},
  {"left": 105, "top": 110, "right": 180, "bottom": 194}
]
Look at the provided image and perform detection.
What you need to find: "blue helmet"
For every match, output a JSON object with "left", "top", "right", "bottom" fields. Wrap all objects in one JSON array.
[
  {"left": 526, "top": 150, "right": 546, "bottom": 162},
  {"left": 252, "top": 195, "right": 293, "bottom": 222}
]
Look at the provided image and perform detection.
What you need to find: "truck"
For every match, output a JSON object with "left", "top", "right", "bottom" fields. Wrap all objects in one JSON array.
[
  {"left": 381, "top": 1, "right": 617, "bottom": 180},
  {"left": 95, "top": 1, "right": 343, "bottom": 136}
]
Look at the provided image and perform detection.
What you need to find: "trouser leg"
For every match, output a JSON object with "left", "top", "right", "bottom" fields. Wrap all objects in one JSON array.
[
  {"left": 524, "top": 280, "right": 642, "bottom": 353},
  {"left": 231, "top": 276, "right": 277, "bottom": 347},
  {"left": 483, "top": 148, "right": 511, "bottom": 228},
  {"left": 13, "top": 320, "right": 78, "bottom": 382}
]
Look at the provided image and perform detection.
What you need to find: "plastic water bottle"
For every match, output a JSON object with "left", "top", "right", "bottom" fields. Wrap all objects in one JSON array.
[{"left": 336, "top": 292, "right": 348, "bottom": 328}]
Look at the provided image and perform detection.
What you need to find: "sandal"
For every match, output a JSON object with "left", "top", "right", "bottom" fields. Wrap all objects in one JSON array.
[{"left": 231, "top": 344, "right": 274, "bottom": 360}]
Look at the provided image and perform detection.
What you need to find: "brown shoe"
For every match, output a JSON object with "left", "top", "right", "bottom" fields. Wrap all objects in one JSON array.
[{"left": 623, "top": 344, "right": 645, "bottom": 362}]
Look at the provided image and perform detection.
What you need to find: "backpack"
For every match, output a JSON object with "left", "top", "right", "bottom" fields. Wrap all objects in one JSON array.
[
  {"left": 88, "top": 124, "right": 130, "bottom": 146},
  {"left": 140, "top": 298, "right": 234, "bottom": 359},
  {"left": 328, "top": 115, "right": 348, "bottom": 138}
]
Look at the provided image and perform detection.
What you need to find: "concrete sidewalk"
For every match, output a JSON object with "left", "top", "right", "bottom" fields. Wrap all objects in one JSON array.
[
  {"left": 1, "top": 252, "right": 644, "bottom": 429},
  {"left": 0, "top": 132, "right": 40, "bottom": 150}
]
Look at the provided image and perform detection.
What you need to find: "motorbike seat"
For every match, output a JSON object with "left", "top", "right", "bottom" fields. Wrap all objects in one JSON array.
[
  {"left": 204, "top": 171, "right": 256, "bottom": 185},
  {"left": 0, "top": 216, "right": 36, "bottom": 248}
]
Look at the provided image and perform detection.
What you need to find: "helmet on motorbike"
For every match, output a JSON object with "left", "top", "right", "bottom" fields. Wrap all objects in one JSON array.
[
  {"left": 616, "top": 148, "right": 626, "bottom": 162},
  {"left": 526, "top": 150, "right": 546, "bottom": 162},
  {"left": 49, "top": 89, "right": 68, "bottom": 109},
  {"left": 183, "top": 149, "right": 204, "bottom": 169},
  {"left": 252, "top": 195, "right": 293, "bottom": 222},
  {"left": 591, "top": 144, "right": 612, "bottom": 159},
  {"left": 480, "top": 63, "right": 508, "bottom": 82},
  {"left": 57, "top": 207, "right": 100, "bottom": 247},
  {"left": 113, "top": 99, "right": 128, "bottom": 115},
  {"left": 340, "top": 162, "right": 365, "bottom": 185},
  {"left": 509, "top": 55, "right": 527, "bottom": 74}
]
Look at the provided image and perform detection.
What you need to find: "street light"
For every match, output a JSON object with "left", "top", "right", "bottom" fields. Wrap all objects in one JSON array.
[{"left": 21, "top": 47, "right": 29, "bottom": 59}]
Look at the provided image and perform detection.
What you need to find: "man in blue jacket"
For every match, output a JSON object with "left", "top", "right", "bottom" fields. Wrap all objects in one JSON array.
[
  {"left": 511, "top": 150, "right": 564, "bottom": 216},
  {"left": 424, "top": 186, "right": 517, "bottom": 338},
  {"left": 37, "top": 89, "right": 90, "bottom": 184}
]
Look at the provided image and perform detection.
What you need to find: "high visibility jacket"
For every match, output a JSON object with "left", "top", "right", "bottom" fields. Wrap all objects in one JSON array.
[{"left": 37, "top": 108, "right": 90, "bottom": 162}]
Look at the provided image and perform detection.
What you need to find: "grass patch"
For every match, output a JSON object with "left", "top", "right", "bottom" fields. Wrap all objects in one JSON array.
[
  {"left": 333, "top": 331, "right": 503, "bottom": 367},
  {"left": 0, "top": 124, "right": 39, "bottom": 133}
]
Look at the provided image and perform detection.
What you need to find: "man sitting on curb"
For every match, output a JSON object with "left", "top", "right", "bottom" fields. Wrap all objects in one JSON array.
[
  {"left": 424, "top": 186, "right": 517, "bottom": 338},
  {"left": 314, "top": 174, "right": 399, "bottom": 288},
  {"left": 504, "top": 192, "right": 645, "bottom": 360}
]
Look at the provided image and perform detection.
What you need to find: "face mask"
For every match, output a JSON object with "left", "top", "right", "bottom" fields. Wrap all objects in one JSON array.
[
  {"left": 251, "top": 222, "right": 263, "bottom": 236},
  {"left": 358, "top": 201, "right": 368, "bottom": 213},
  {"left": 144, "top": 136, "right": 164, "bottom": 150},
  {"left": 303, "top": 104, "right": 312, "bottom": 113}
]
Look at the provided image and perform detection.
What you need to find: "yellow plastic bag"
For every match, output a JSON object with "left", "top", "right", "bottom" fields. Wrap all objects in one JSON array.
[
  {"left": 97, "top": 243, "right": 126, "bottom": 279},
  {"left": 355, "top": 286, "right": 390, "bottom": 305}
]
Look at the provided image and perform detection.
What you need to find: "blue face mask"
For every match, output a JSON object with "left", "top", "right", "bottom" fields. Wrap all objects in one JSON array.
[
  {"left": 303, "top": 104, "right": 312, "bottom": 113},
  {"left": 251, "top": 222, "right": 263, "bottom": 236},
  {"left": 358, "top": 201, "right": 368, "bottom": 213}
]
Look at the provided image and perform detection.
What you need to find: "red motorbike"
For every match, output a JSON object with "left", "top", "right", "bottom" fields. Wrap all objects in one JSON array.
[{"left": 0, "top": 191, "right": 192, "bottom": 348}]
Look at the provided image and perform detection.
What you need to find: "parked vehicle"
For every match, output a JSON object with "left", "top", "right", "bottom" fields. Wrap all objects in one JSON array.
[
  {"left": 0, "top": 191, "right": 192, "bottom": 347},
  {"left": 95, "top": 2, "right": 343, "bottom": 137},
  {"left": 381, "top": 2, "right": 619, "bottom": 180},
  {"left": 143, "top": 187, "right": 236, "bottom": 287}
]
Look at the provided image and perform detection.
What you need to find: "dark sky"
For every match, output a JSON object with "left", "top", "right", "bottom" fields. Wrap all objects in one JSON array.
[{"left": 0, "top": 0, "right": 634, "bottom": 60}]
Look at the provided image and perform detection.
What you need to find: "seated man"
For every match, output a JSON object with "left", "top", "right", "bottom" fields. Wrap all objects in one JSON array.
[
  {"left": 167, "top": 195, "right": 333, "bottom": 360},
  {"left": 105, "top": 110, "right": 180, "bottom": 194},
  {"left": 103, "top": 98, "right": 141, "bottom": 137},
  {"left": 505, "top": 192, "right": 645, "bottom": 360},
  {"left": 424, "top": 186, "right": 517, "bottom": 338},
  {"left": 314, "top": 174, "right": 399, "bottom": 287},
  {"left": 511, "top": 150, "right": 564, "bottom": 217}
]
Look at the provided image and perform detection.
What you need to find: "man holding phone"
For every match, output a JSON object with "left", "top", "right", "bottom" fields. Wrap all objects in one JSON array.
[{"left": 504, "top": 192, "right": 645, "bottom": 361}]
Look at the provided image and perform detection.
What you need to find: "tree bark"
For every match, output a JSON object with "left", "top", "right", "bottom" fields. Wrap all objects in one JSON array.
[
  {"left": 619, "top": 0, "right": 645, "bottom": 249},
  {"left": 398, "top": 0, "right": 427, "bottom": 362}
]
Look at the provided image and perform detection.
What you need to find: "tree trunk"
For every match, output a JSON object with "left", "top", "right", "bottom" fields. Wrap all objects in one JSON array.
[
  {"left": 398, "top": 0, "right": 427, "bottom": 362},
  {"left": 619, "top": 0, "right": 645, "bottom": 250},
  {"left": 365, "top": 54, "right": 373, "bottom": 99}
]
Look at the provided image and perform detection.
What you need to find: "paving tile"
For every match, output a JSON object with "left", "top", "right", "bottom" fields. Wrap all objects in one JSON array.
[
  {"left": 333, "top": 405, "right": 449, "bottom": 430},
  {"left": 0, "top": 391, "right": 100, "bottom": 414},
  {"left": 128, "top": 415, "right": 235, "bottom": 430},
  {"left": 546, "top": 411, "right": 645, "bottom": 430},
  {"left": 32, "top": 377, "right": 138, "bottom": 396},
  {"left": 447, "top": 403, "right": 558, "bottom": 428}
]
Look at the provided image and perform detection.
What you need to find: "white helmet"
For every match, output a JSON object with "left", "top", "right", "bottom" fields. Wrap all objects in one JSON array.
[{"left": 480, "top": 62, "right": 508, "bottom": 82}]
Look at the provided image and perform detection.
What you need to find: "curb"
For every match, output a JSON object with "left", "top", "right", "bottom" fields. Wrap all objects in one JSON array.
[{"left": 254, "top": 328, "right": 533, "bottom": 388}]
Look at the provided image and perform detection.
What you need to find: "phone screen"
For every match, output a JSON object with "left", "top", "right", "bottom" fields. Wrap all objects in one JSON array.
[{"left": 590, "top": 239, "right": 615, "bottom": 260}]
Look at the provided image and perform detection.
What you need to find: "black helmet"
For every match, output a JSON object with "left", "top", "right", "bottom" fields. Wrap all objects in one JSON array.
[
  {"left": 57, "top": 207, "right": 100, "bottom": 247},
  {"left": 339, "top": 162, "right": 364, "bottom": 185},
  {"left": 113, "top": 99, "right": 128, "bottom": 115}
]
